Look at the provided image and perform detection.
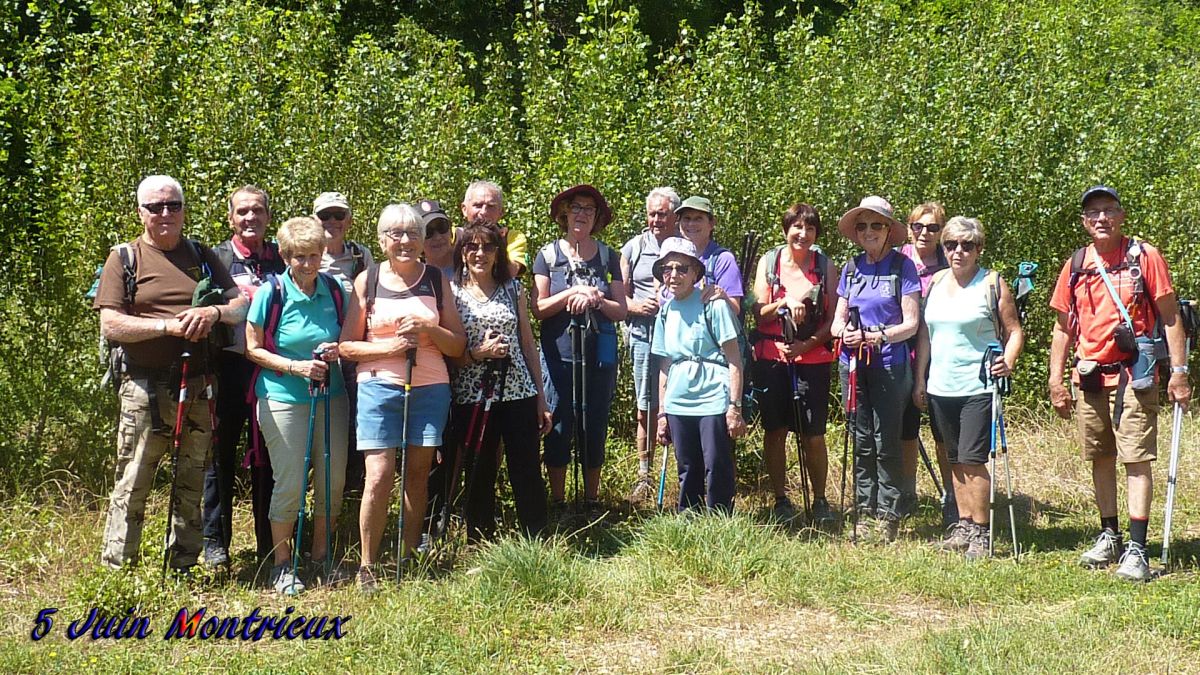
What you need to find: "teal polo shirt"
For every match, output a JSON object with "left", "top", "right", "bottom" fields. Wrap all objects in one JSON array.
[{"left": 248, "top": 271, "right": 348, "bottom": 403}]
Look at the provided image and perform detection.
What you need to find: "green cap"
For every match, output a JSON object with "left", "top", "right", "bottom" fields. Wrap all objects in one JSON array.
[{"left": 675, "top": 195, "right": 713, "bottom": 216}]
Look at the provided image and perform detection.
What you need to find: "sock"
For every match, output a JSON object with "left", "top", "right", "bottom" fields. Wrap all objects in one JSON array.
[
  {"left": 638, "top": 459, "right": 650, "bottom": 475},
  {"left": 1129, "top": 517, "right": 1149, "bottom": 547},
  {"left": 1100, "top": 516, "right": 1120, "bottom": 534}
]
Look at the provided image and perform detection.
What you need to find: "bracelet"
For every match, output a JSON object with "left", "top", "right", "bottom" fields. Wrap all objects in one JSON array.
[{"left": 213, "top": 306, "right": 222, "bottom": 323}]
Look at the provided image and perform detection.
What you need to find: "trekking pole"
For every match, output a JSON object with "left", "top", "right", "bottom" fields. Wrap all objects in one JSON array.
[
  {"left": 395, "top": 347, "right": 416, "bottom": 581},
  {"left": 447, "top": 362, "right": 492, "bottom": 516},
  {"left": 983, "top": 341, "right": 1018, "bottom": 559},
  {"left": 293, "top": 352, "right": 321, "bottom": 591},
  {"left": 1162, "top": 299, "right": 1197, "bottom": 565},
  {"left": 916, "top": 436, "right": 944, "bottom": 499},
  {"left": 322, "top": 367, "right": 332, "bottom": 577},
  {"left": 780, "top": 308, "right": 811, "bottom": 520},
  {"left": 844, "top": 307, "right": 863, "bottom": 541},
  {"left": 571, "top": 316, "right": 585, "bottom": 506},
  {"left": 464, "top": 359, "right": 503, "bottom": 518},
  {"left": 162, "top": 351, "right": 191, "bottom": 581}
]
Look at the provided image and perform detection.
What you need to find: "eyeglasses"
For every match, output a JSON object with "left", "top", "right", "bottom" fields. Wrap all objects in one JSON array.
[
  {"left": 141, "top": 201, "right": 183, "bottom": 214},
  {"left": 383, "top": 229, "right": 420, "bottom": 241},
  {"left": 943, "top": 239, "right": 978, "bottom": 253},
  {"left": 318, "top": 209, "right": 349, "bottom": 222},
  {"left": 464, "top": 242, "right": 498, "bottom": 254},
  {"left": 855, "top": 222, "right": 887, "bottom": 232},
  {"left": 910, "top": 222, "right": 942, "bottom": 233},
  {"left": 1083, "top": 207, "right": 1123, "bottom": 220},
  {"left": 661, "top": 263, "right": 692, "bottom": 276},
  {"left": 426, "top": 221, "right": 450, "bottom": 236},
  {"left": 569, "top": 204, "right": 597, "bottom": 216}
]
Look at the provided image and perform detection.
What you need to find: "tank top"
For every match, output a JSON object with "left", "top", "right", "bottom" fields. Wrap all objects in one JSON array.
[
  {"left": 925, "top": 267, "right": 999, "bottom": 397},
  {"left": 358, "top": 265, "right": 450, "bottom": 387}
]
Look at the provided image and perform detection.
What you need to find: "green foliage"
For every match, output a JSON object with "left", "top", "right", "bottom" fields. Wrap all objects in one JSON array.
[{"left": 3, "top": 0, "right": 1200, "bottom": 492}]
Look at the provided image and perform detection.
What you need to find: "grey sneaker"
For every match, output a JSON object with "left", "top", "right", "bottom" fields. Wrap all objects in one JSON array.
[
  {"left": 1079, "top": 528, "right": 1123, "bottom": 567},
  {"left": 939, "top": 520, "right": 972, "bottom": 553},
  {"left": 964, "top": 524, "right": 991, "bottom": 561},
  {"left": 271, "top": 564, "right": 305, "bottom": 596},
  {"left": 853, "top": 514, "right": 875, "bottom": 542},
  {"left": 357, "top": 564, "right": 380, "bottom": 595},
  {"left": 772, "top": 496, "right": 798, "bottom": 523},
  {"left": 203, "top": 540, "right": 229, "bottom": 568},
  {"left": 878, "top": 517, "right": 900, "bottom": 544},
  {"left": 1115, "top": 541, "right": 1151, "bottom": 582}
]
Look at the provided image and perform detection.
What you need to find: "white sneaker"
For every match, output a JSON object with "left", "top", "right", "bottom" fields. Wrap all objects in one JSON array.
[
  {"left": 272, "top": 564, "right": 305, "bottom": 596},
  {"left": 1115, "top": 541, "right": 1151, "bottom": 582},
  {"left": 1079, "top": 529, "right": 1123, "bottom": 567}
]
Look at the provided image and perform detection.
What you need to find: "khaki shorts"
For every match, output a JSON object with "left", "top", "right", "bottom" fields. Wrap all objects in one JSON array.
[{"left": 1076, "top": 385, "right": 1159, "bottom": 463}]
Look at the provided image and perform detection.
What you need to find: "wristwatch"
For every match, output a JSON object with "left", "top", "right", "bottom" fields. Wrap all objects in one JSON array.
[
  {"left": 1171, "top": 365, "right": 1189, "bottom": 375},
  {"left": 879, "top": 330, "right": 890, "bottom": 345},
  {"left": 156, "top": 319, "right": 167, "bottom": 335}
]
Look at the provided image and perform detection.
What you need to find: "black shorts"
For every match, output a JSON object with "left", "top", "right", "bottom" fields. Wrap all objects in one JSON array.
[
  {"left": 752, "top": 360, "right": 831, "bottom": 436},
  {"left": 901, "top": 398, "right": 944, "bottom": 443},
  {"left": 928, "top": 394, "right": 991, "bottom": 465}
]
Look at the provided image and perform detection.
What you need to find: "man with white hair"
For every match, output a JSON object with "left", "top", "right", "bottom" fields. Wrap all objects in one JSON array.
[
  {"left": 93, "top": 175, "right": 246, "bottom": 572},
  {"left": 461, "top": 180, "right": 526, "bottom": 277},
  {"left": 621, "top": 187, "right": 681, "bottom": 502}
]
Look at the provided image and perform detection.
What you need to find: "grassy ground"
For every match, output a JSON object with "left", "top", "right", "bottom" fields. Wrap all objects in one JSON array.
[{"left": 2, "top": 407, "right": 1200, "bottom": 673}]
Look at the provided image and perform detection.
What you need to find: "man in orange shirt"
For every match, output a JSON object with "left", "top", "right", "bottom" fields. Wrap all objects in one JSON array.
[{"left": 1048, "top": 185, "right": 1191, "bottom": 581}]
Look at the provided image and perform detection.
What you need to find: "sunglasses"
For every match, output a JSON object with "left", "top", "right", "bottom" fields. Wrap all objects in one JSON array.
[
  {"left": 318, "top": 209, "right": 349, "bottom": 222},
  {"left": 426, "top": 221, "right": 450, "bottom": 236},
  {"left": 910, "top": 222, "right": 942, "bottom": 233},
  {"left": 464, "top": 242, "right": 498, "bottom": 254},
  {"left": 855, "top": 221, "right": 887, "bottom": 232},
  {"left": 141, "top": 201, "right": 183, "bottom": 214},
  {"left": 661, "top": 263, "right": 692, "bottom": 276},
  {"left": 943, "top": 239, "right": 978, "bottom": 253}
]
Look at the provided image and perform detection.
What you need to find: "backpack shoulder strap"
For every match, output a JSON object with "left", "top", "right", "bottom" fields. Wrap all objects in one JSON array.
[
  {"left": 347, "top": 241, "right": 366, "bottom": 278},
  {"left": 628, "top": 231, "right": 648, "bottom": 275},
  {"left": 115, "top": 242, "right": 137, "bottom": 307},
  {"left": 319, "top": 271, "right": 346, "bottom": 327},
  {"left": 984, "top": 269, "right": 1002, "bottom": 340},
  {"left": 262, "top": 274, "right": 285, "bottom": 352},
  {"left": 363, "top": 263, "right": 380, "bottom": 340},
  {"left": 214, "top": 240, "right": 235, "bottom": 273},
  {"left": 426, "top": 264, "right": 445, "bottom": 310},
  {"left": 764, "top": 245, "right": 783, "bottom": 289}
]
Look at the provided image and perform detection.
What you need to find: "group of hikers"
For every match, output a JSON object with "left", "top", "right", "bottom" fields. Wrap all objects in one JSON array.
[{"left": 92, "top": 175, "right": 1193, "bottom": 596}]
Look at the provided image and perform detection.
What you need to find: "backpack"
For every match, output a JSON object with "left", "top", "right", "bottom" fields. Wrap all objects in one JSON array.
[
  {"left": 1066, "top": 238, "right": 1162, "bottom": 341},
  {"left": 764, "top": 245, "right": 829, "bottom": 328},
  {"left": 363, "top": 262, "right": 445, "bottom": 340},
  {"left": 243, "top": 271, "right": 346, "bottom": 468},
  {"left": 926, "top": 267, "right": 1004, "bottom": 340},
  {"left": 346, "top": 240, "right": 368, "bottom": 280},
  {"left": 86, "top": 238, "right": 212, "bottom": 389}
]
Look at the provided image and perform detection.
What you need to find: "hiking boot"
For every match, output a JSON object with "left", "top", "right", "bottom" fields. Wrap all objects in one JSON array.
[
  {"left": 939, "top": 520, "right": 972, "bottom": 553},
  {"left": 878, "top": 517, "right": 900, "bottom": 544},
  {"left": 811, "top": 499, "right": 837, "bottom": 527},
  {"left": 964, "top": 524, "right": 991, "bottom": 561},
  {"left": 772, "top": 496, "right": 798, "bottom": 523},
  {"left": 852, "top": 513, "right": 875, "bottom": 542},
  {"left": 271, "top": 564, "right": 305, "bottom": 597},
  {"left": 416, "top": 533, "right": 433, "bottom": 557},
  {"left": 1115, "top": 541, "right": 1151, "bottom": 582},
  {"left": 628, "top": 475, "right": 655, "bottom": 505},
  {"left": 1079, "top": 528, "right": 1123, "bottom": 568},
  {"left": 309, "top": 559, "right": 353, "bottom": 587},
  {"left": 357, "top": 564, "right": 380, "bottom": 595},
  {"left": 203, "top": 540, "right": 229, "bottom": 568}
]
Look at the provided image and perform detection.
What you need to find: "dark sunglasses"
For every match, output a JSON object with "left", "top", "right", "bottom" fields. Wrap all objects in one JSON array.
[
  {"left": 318, "top": 209, "right": 349, "bottom": 221},
  {"left": 464, "top": 242, "right": 498, "bottom": 254},
  {"left": 141, "top": 201, "right": 183, "bottom": 214},
  {"left": 943, "top": 239, "right": 978, "bottom": 253},
  {"left": 426, "top": 221, "right": 451, "bottom": 236},
  {"left": 661, "top": 263, "right": 692, "bottom": 276},
  {"left": 855, "top": 221, "right": 887, "bottom": 232},
  {"left": 910, "top": 222, "right": 942, "bottom": 233}
]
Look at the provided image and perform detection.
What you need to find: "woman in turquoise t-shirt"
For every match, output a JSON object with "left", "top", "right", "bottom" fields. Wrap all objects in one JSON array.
[
  {"left": 651, "top": 237, "right": 746, "bottom": 512},
  {"left": 245, "top": 216, "right": 349, "bottom": 596},
  {"left": 914, "top": 216, "right": 1023, "bottom": 560}
]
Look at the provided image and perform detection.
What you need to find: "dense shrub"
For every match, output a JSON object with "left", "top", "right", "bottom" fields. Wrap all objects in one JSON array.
[{"left": 2, "top": 0, "right": 1198, "bottom": 491}]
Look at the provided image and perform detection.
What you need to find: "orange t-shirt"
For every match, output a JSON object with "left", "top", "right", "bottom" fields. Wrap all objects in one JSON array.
[{"left": 1049, "top": 238, "right": 1174, "bottom": 386}]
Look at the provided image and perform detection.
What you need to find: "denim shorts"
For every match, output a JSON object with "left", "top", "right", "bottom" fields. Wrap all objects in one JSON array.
[
  {"left": 630, "top": 337, "right": 654, "bottom": 412},
  {"left": 356, "top": 379, "right": 450, "bottom": 450}
]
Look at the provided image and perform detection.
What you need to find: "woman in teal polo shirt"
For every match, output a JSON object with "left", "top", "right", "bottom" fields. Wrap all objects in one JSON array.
[{"left": 245, "top": 216, "right": 349, "bottom": 596}]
